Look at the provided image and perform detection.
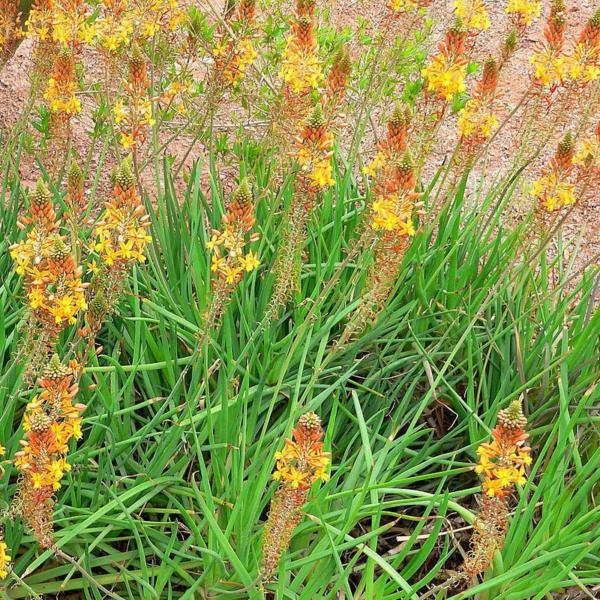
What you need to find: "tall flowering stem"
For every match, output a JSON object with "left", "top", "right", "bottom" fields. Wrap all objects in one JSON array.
[
  {"left": 9, "top": 180, "right": 88, "bottom": 379},
  {"left": 25, "top": 0, "right": 58, "bottom": 94},
  {"left": 85, "top": 158, "right": 152, "bottom": 338},
  {"left": 531, "top": 132, "right": 577, "bottom": 215},
  {"left": 213, "top": 0, "right": 258, "bottom": 88},
  {"left": 573, "top": 122, "right": 600, "bottom": 204},
  {"left": 530, "top": 0, "right": 567, "bottom": 92},
  {"left": 113, "top": 45, "right": 154, "bottom": 153},
  {"left": 269, "top": 103, "right": 334, "bottom": 314},
  {"left": 565, "top": 9, "right": 600, "bottom": 88},
  {"left": 202, "top": 178, "right": 260, "bottom": 339},
  {"left": 13, "top": 356, "right": 85, "bottom": 548},
  {"left": 44, "top": 46, "right": 82, "bottom": 164},
  {"left": 278, "top": 0, "right": 323, "bottom": 126},
  {"left": 461, "top": 401, "right": 531, "bottom": 579},
  {"left": 323, "top": 44, "right": 352, "bottom": 122},
  {"left": 457, "top": 58, "right": 500, "bottom": 165},
  {"left": 261, "top": 412, "right": 329, "bottom": 581},
  {"left": 341, "top": 159, "right": 419, "bottom": 344}
]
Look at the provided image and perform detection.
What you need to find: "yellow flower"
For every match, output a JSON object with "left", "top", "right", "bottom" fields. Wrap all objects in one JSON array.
[
  {"left": 388, "top": 0, "right": 420, "bottom": 12},
  {"left": 531, "top": 172, "right": 577, "bottom": 212},
  {"left": 240, "top": 251, "right": 260, "bottom": 272},
  {"left": 0, "top": 444, "right": 5, "bottom": 456},
  {"left": 0, "top": 540, "right": 10, "bottom": 580},
  {"left": 422, "top": 53, "right": 467, "bottom": 101},
  {"left": 31, "top": 471, "right": 45, "bottom": 489},
  {"left": 530, "top": 48, "right": 567, "bottom": 87},
  {"left": 113, "top": 100, "right": 128, "bottom": 124},
  {"left": 120, "top": 132, "right": 136, "bottom": 150},
  {"left": 454, "top": 0, "right": 490, "bottom": 31},
  {"left": 506, "top": 0, "right": 542, "bottom": 27},
  {"left": 222, "top": 265, "right": 242, "bottom": 284},
  {"left": 279, "top": 45, "right": 324, "bottom": 94}
]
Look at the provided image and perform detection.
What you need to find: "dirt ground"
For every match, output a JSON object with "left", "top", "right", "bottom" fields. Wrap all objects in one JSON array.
[{"left": 0, "top": 1, "right": 598, "bottom": 275}]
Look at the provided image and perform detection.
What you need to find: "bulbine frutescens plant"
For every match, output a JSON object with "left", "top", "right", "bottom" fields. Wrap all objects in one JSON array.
[
  {"left": 0, "top": 0, "right": 599, "bottom": 594},
  {"left": 1, "top": 158, "right": 150, "bottom": 563}
]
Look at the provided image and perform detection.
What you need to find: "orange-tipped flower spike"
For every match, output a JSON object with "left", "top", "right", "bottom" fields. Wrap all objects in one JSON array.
[
  {"left": 261, "top": 412, "right": 329, "bottom": 580},
  {"left": 460, "top": 401, "right": 532, "bottom": 579}
]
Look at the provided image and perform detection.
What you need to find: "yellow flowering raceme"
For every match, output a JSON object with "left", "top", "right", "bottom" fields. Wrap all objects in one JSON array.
[
  {"left": 280, "top": 46, "right": 323, "bottom": 94},
  {"left": 457, "top": 98, "right": 498, "bottom": 139},
  {"left": 567, "top": 43, "right": 600, "bottom": 84},
  {"left": 422, "top": 53, "right": 467, "bottom": 100},
  {"left": 531, "top": 172, "right": 577, "bottom": 212},
  {"left": 530, "top": 48, "right": 567, "bottom": 87},
  {"left": 44, "top": 77, "right": 82, "bottom": 115},
  {"left": 506, "top": 0, "right": 542, "bottom": 27},
  {"left": 454, "top": 0, "right": 490, "bottom": 32}
]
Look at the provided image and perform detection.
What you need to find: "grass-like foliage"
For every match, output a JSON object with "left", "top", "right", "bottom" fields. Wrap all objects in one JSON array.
[{"left": 0, "top": 0, "right": 599, "bottom": 598}]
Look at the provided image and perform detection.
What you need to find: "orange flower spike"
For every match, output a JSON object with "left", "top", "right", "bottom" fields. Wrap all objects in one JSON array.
[
  {"left": 236, "top": 0, "right": 256, "bottom": 23},
  {"left": 296, "top": 0, "right": 316, "bottom": 19},
  {"left": 128, "top": 43, "right": 149, "bottom": 94},
  {"left": 476, "top": 400, "right": 531, "bottom": 499},
  {"left": 326, "top": 45, "right": 352, "bottom": 102},
  {"left": 262, "top": 413, "right": 329, "bottom": 580},
  {"left": 28, "top": 179, "right": 57, "bottom": 230},
  {"left": 16, "top": 355, "right": 84, "bottom": 547},
  {"left": 66, "top": 158, "right": 85, "bottom": 211},
  {"left": 544, "top": 0, "right": 567, "bottom": 52}
]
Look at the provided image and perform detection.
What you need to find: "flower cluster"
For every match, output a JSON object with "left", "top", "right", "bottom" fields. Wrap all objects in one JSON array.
[
  {"left": 92, "top": 158, "right": 151, "bottom": 268},
  {"left": 25, "top": 0, "right": 54, "bottom": 42},
  {"left": 279, "top": 1, "right": 323, "bottom": 95},
  {"left": 324, "top": 45, "right": 352, "bottom": 108},
  {"left": 10, "top": 180, "right": 88, "bottom": 336},
  {"left": 44, "top": 0, "right": 184, "bottom": 51},
  {"left": 0, "top": 0, "right": 22, "bottom": 61},
  {"left": 454, "top": 0, "right": 490, "bottom": 33},
  {"left": 506, "top": 0, "right": 542, "bottom": 28},
  {"left": 94, "top": 0, "right": 134, "bottom": 52},
  {"left": 44, "top": 46, "right": 81, "bottom": 139},
  {"left": 114, "top": 45, "right": 154, "bottom": 151},
  {"left": 460, "top": 401, "right": 532, "bottom": 579},
  {"left": 530, "top": 0, "right": 567, "bottom": 89},
  {"left": 363, "top": 103, "right": 411, "bottom": 178},
  {"left": 475, "top": 401, "right": 532, "bottom": 498},
  {"left": 532, "top": 132, "right": 577, "bottom": 212},
  {"left": 14, "top": 355, "right": 85, "bottom": 547},
  {"left": 388, "top": 0, "right": 428, "bottom": 13},
  {"left": 295, "top": 104, "right": 335, "bottom": 193},
  {"left": 565, "top": 10, "right": 600, "bottom": 85},
  {"left": 422, "top": 25, "right": 468, "bottom": 101},
  {"left": 207, "top": 178, "right": 260, "bottom": 285},
  {"left": 0, "top": 531, "right": 9, "bottom": 580},
  {"left": 50, "top": 0, "right": 95, "bottom": 48},
  {"left": 262, "top": 412, "right": 329, "bottom": 579},
  {"left": 573, "top": 122, "right": 600, "bottom": 192},
  {"left": 213, "top": 0, "right": 258, "bottom": 87},
  {"left": 457, "top": 58, "right": 499, "bottom": 157}
]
